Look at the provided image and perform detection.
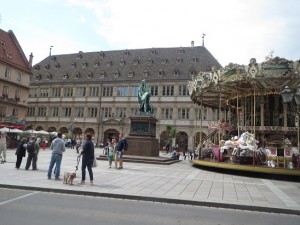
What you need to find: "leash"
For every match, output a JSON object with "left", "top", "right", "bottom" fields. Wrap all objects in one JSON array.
[{"left": 75, "top": 155, "right": 81, "bottom": 172}]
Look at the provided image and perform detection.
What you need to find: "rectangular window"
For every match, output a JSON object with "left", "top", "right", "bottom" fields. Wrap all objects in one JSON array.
[
  {"left": 5, "top": 67, "right": 11, "bottom": 78},
  {"left": 63, "top": 88, "right": 73, "bottom": 97},
  {"left": 116, "top": 108, "right": 126, "bottom": 118},
  {"left": 150, "top": 85, "right": 158, "bottom": 96},
  {"left": 12, "top": 108, "right": 18, "bottom": 117},
  {"left": 17, "top": 72, "right": 22, "bottom": 82},
  {"left": 29, "top": 89, "right": 37, "bottom": 98},
  {"left": 2, "top": 86, "right": 9, "bottom": 98},
  {"left": 0, "top": 106, "right": 7, "bottom": 117},
  {"left": 52, "top": 88, "right": 61, "bottom": 97},
  {"left": 88, "top": 107, "right": 98, "bottom": 117},
  {"left": 89, "top": 87, "right": 99, "bottom": 97},
  {"left": 161, "top": 108, "right": 173, "bottom": 119},
  {"left": 50, "top": 107, "right": 59, "bottom": 117},
  {"left": 179, "top": 85, "right": 189, "bottom": 96},
  {"left": 63, "top": 107, "right": 72, "bottom": 117},
  {"left": 75, "top": 107, "right": 84, "bottom": 117},
  {"left": 76, "top": 87, "right": 86, "bottom": 97},
  {"left": 212, "top": 109, "right": 218, "bottom": 121},
  {"left": 15, "top": 89, "right": 21, "bottom": 101},
  {"left": 117, "top": 86, "right": 128, "bottom": 96},
  {"left": 27, "top": 107, "right": 35, "bottom": 117},
  {"left": 131, "top": 108, "right": 139, "bottom": 116},
  {"left": 40, "top": 88, "right": 49, "bottom": 97},
  {"left": 37, "top": 107, "right": 47, "bottom": 117},
  {"left": 131, "top": 86, "right": 139, "bottom": 96},
  {"left": 102, "top": 86, "right": 113, "bottom": 96},
  {"left": 162, "top": 85, "right": 174, "bottom": 96},
  {"left": 178, "top": 108, "right": 189, "bottom": 119},
  {"left": 101, "top": 107, "right": 112, "bottom": 118}
]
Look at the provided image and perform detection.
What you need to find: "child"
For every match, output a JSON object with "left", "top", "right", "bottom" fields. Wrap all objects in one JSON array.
[{"left": 107, "top": 142, "right": 114, "bottom": 168}]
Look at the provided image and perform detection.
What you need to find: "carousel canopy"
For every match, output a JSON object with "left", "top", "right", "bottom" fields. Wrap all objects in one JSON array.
[{"left": 188, "top": 56, "right": 300, "bottom": 109}]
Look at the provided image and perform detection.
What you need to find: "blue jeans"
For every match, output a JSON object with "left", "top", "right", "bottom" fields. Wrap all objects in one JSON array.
[
  {"left": 81, "top": 160, "right": 93, "bottom": 181},
  {"left": 47, "top": 153, "right": 62, "bottom": 179}
]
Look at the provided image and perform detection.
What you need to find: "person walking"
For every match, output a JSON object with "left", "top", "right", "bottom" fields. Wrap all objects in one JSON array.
[
  {"left": 0, "top": 131, "right": 8, "bottom": 163},
  {"left": 78, "top": 133, "right": 94, "bottom": 185},
  {"left": 47, "top": 132, "right": 66, "bottom": 180},
  {"left": 15, "top": 137, "right": 27, "bottom": 169},
  {"left": 25, "top": 135, "right": 40, "bottom": 170}
]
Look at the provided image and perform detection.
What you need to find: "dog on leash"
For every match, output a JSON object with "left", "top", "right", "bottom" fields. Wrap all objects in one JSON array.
[{"left": 63, "top": 172, "right": 76, "bottom": 185}]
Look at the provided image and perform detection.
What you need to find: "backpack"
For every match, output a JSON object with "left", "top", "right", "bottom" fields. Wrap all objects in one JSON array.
[
  {"left": 123, "top": 139, "right": 128, "bottom": 151},
  {"left": 27, "top": 142, "right": 35, "bottom": 153}
]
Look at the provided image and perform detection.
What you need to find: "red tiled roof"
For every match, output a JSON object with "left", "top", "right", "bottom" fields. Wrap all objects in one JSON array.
[{"left": 0, "top": 29, "right": 31, "bottom": 73}]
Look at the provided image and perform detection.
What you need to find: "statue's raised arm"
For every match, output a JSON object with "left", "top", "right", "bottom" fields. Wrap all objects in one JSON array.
[{"left": 138, "top": 79, "right": 152, "bottom": 114}]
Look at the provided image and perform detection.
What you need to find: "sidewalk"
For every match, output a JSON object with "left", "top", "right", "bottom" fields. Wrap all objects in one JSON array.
[{"left": 1, "top": 148, "right": 300, "bottom": 215}]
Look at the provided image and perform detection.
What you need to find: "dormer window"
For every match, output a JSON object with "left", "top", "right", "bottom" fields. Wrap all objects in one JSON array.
[
  {"left": 33, "top": 65, "right": 40, "bottom": 71},
  {"left": 158, "top": 69, "right": 164, "bottom": 76},
  {"left": 82, "top": 62, "right": 88, "bottom": 68},
  {"left": 46, "top": 74, "right": 53, "bottom": 80},
  {"left": 55, "top": 63, "right": 60, "bottom": 69},
  {"left": 51, "top": 56, "right": 56, "bottom": 61},
  {"left": 190, "top": 68, "right": 196, "bottom": 75},
  {"left": 143, "top": 70, "right": 149, "bottom": 77},
  {"left": 75, "top": 72, "right": 80, "bottom": 79},
  {"left": 177, "top": 58, "right": 183, "bottom": 63},
  {"left": 192, "top": 57, "right": 198, "bottom": 63},
  {"left": 120, "top": 59, "right": 125, "bottom": 66},
  {"left": 128, "top": 71, "right": 134, "bottom": 77},
  {"left": 124, "top": 50, "right": 130, "bottom": 56},
  {"left": 178, "top": 48, "right": 185, "bottom": 54},
  {"left": 133, "top": 58, "right": 139, "bottom": 65},
  {"left": 99, "top": 51, "right": 105, "bottom": 58},
  {"left": 71, "top": 62, "right": 76, "bottom": 68},
  {"left": 114, "top": 71, "right": 120, "bottom": 78},
  {"left": 94, "top": 61, "right": 100, "bottom": 67},
  {"left": 161, "top": 59, "right": 168, "bottom": 64},
  {"left": 0, "top": 40, "right": 5, "bottom": 46},
  {"left": 174, "top": 69, "right": 180, "bottom": 76},
  {"left": 44, "top": 64, "right": 50, "bottom": 70},
  {"left": 151, "top": 49, "right": 157, "bottom": 55},
  {"left": 36, "top": 74, "right": 42, "bottom": 81},
  {"left": 88, "top": 72, "right": 93, "bottom": 79},
  {"left": 148, "top": 58, "right": 153, "bottom": 64},
  {"left": 62, "top": 73, "right": 69, "bottom": 80},
  {"left": 76, "top": 51, "right": 83, "bottom": 59},
  {"left": 106, "top": 61, "right": 112, "bottom": 67},
  {"left": 100, "top": 71, "right": 106, "bottom": 78}
]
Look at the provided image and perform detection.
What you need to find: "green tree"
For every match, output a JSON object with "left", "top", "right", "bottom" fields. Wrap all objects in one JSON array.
[{"left": 166, "top": 125, "right": 176, "bottom": 147}]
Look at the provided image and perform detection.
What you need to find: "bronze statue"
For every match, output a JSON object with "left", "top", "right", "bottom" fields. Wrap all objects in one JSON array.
[{"left": 138, "top": 79, "right": 152, "bottom": 114}]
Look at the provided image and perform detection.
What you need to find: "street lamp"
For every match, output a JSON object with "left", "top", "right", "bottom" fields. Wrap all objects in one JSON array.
[{"left": 281, "top": 84, "right": 300, "bottom": 153}]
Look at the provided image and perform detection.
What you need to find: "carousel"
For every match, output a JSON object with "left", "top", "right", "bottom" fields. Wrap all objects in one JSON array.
[{"left": 188, "top": 56, "right": 300, "bottom": 177}]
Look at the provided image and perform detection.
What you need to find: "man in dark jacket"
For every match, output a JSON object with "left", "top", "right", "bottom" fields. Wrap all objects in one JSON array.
[
  {"left": 15, "top": 138, "right": 27, "bottom": 169},
  {"left": 78, "top": 133, "right": 94, "bottom": 185},
  {"left": 25, "top": 135, "right": 40, "bottom": 170}
]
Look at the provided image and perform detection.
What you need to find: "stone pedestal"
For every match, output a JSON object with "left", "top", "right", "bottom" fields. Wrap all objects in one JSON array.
[{"left": 126, "top": 115, "right": 159, "bottom": 157}]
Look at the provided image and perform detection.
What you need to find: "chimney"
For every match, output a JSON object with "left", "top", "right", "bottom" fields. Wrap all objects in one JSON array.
[
  {"left": 191, "top": 40, "right": 194, "bottom": 47},
  {"left": 29, "top": 53, "right": 33, "bottom": 68}
]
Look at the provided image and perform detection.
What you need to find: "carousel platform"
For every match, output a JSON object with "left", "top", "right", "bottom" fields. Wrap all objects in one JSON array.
[{"left": 192, "top": 159, "right": 300, "bottom": 180}]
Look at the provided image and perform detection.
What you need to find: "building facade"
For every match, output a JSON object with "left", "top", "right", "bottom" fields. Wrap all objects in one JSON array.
[
  {"left": 0, "top": 29, "right": 32, "bottom": 129},
  {"left": 27, "top": 43, "right": 222, "bottom": 151}
]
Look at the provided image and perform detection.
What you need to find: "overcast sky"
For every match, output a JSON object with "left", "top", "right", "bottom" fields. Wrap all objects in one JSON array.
[{"left": 1, "top": 0, "right": 299, "bottom": 66}]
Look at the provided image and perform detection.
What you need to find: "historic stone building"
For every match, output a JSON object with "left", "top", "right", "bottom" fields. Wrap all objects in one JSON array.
[
  {"left": 27, "top": 42, "right": 222, "bottom": 151},
  {"left": 0, "top": 29, "right": 32, "bottom": 129}
]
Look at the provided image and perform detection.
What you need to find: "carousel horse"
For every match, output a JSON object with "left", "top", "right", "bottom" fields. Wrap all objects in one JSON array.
[
  {"left": 238, "top": 131, "right": 258, "bottom": 156},
  {"left": 220, "top": 137, "right": 239, "bottom": 153}
]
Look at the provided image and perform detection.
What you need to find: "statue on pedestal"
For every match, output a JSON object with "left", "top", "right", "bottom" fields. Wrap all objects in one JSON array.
[{"left": 138, "top": 79, "right": 152, "bottom": 114}]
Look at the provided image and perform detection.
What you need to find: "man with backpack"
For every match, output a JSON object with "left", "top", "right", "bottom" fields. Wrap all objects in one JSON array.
[
  {"left": 25, "top": 135, "right": 40, "bottom": 170},
  {"left": 117, "top": 133, "right": 128, "bottom": 169}
]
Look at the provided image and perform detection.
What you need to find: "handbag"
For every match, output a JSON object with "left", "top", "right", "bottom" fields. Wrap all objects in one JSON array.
[{"left": 93, "top": 156, "right": 98, "bottom": 167}]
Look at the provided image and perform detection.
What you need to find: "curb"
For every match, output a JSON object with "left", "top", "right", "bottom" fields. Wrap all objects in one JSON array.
[{"left": 1, "top": 184, "right": 300, "bottom": 216}]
